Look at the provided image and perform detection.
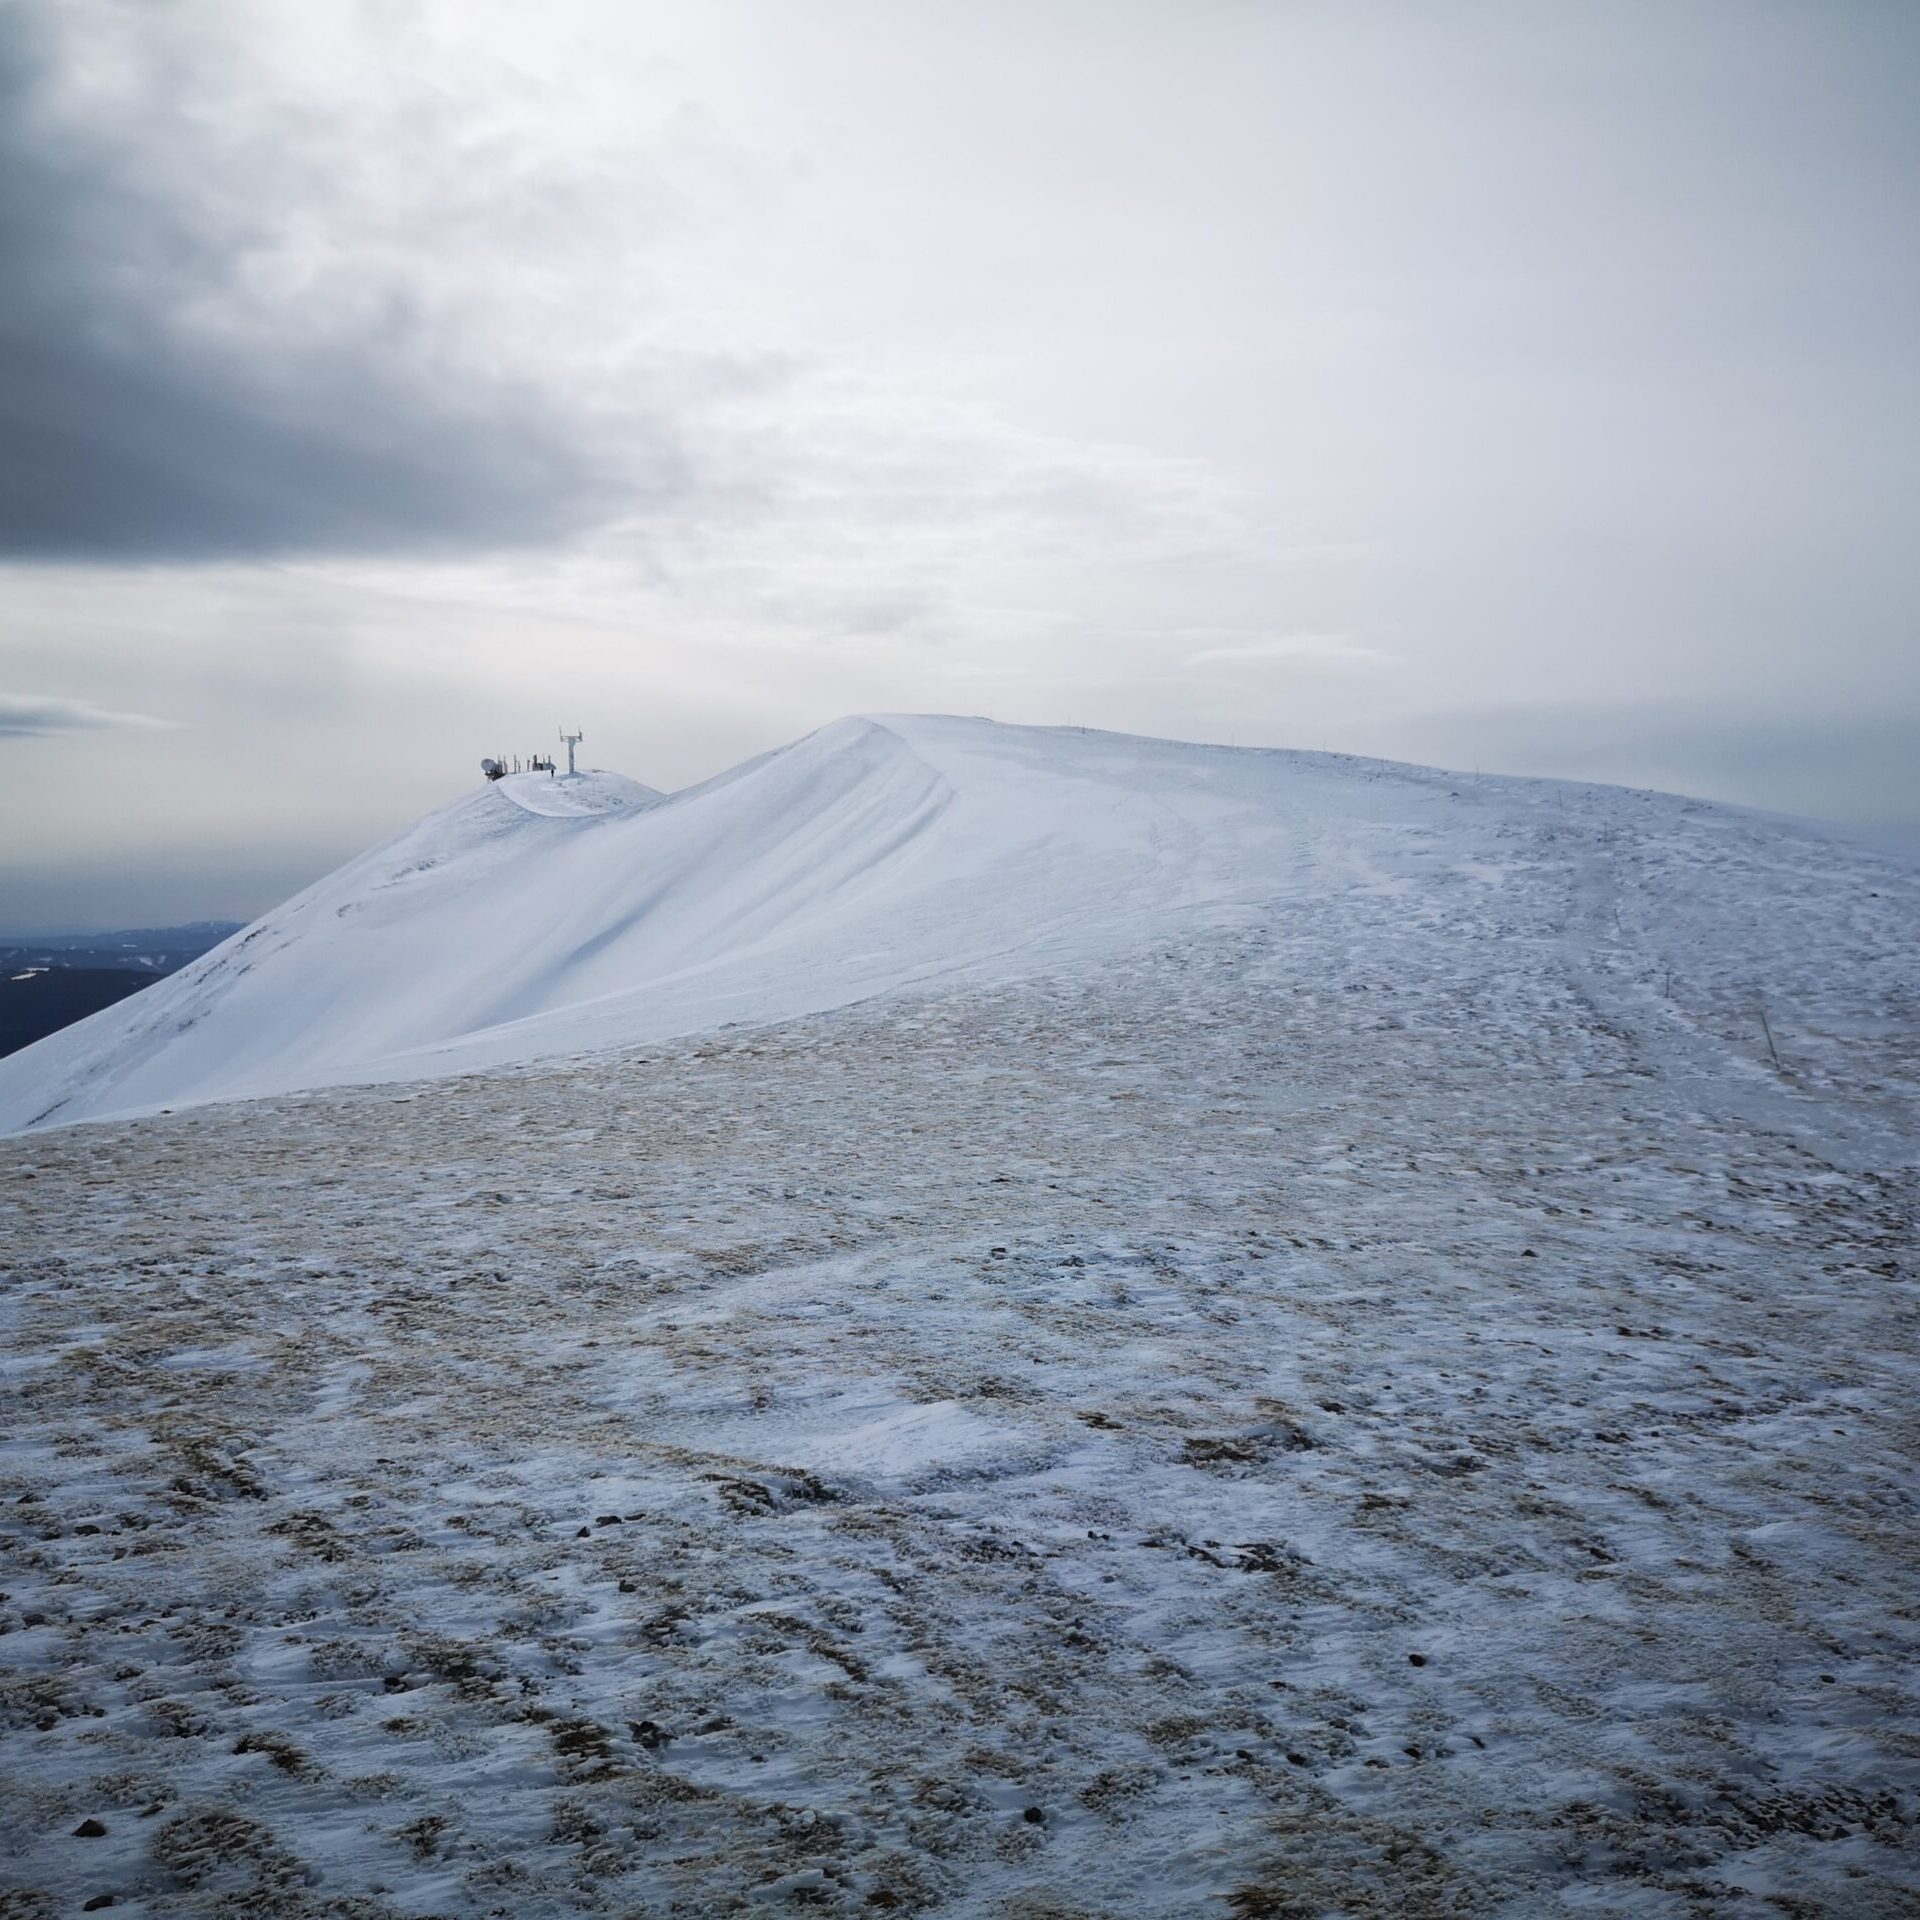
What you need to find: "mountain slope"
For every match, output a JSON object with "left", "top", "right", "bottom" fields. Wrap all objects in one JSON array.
[
  {"left": 3, "top": 718, "right": 1918, "bottom": 1914},
  {"left": 1, "top": 713, "right": 1913, "bottom": 1135}
]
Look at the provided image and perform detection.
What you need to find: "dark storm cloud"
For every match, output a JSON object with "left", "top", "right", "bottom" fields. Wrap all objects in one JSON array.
[
  {"left": 0, "top": 693, "right": 173, "bottom": 737},
  {"left": 0, "top": 8, "right": 673, "bottom": 562}
]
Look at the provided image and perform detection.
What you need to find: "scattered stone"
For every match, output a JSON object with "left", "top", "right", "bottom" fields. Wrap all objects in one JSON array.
[
  {"left": 1408, "top": 1652, "right": 1428, "bottom": 1667},
  {"left": 1236, "top": 1540, "right": 1303, "bottom": 1574},
  {"left": 74, "top": 1817, "right": 108, "bottom": 1837},
  {"left": 1022, "top": 1805, "right": 1045, "bottom": 1824}
]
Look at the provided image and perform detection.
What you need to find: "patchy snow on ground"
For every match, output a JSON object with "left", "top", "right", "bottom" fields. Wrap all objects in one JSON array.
[{"left": 1, "top": 718, "right": 1916, "bottom": 1916}]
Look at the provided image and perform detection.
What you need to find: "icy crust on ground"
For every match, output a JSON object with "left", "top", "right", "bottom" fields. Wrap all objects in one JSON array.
[
  {"left": 0, "top": 860, "right": 1916, "bottom": 1915},
  {"left": 6, "top": 712, "right": 1915, "bottom": 1135}
]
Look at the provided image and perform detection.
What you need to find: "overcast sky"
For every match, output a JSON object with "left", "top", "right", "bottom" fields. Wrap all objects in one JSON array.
[{"left": 3, "top": 0, "right": 1916, "bottom": 929}]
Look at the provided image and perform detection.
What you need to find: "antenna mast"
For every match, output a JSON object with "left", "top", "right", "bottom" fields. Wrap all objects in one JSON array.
[{"left": 560, "top": 727, "right": 584, "bottom": 778}]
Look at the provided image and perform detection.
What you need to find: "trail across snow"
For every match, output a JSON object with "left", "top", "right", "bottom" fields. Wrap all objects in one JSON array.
[{"left": 0, "top": 716, "right": 1915, "bottom": 1915}]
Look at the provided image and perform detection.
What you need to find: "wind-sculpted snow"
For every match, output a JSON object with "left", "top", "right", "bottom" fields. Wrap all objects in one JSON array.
[
  {"left": 1, "top": 714, "right": 1915, "bottom": 1137},
  {"left": 490, "top": 768, "right": 663, "bottom": 818}
]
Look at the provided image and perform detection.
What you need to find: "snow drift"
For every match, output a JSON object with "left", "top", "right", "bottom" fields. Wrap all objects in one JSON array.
[{"left": 1, "top": 712, "right": 1911, "bottom": 1133}]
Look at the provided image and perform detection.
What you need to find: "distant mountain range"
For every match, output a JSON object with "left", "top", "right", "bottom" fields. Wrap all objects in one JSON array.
[{"left": 0, "top": 922, "right": 243, "bottom": 1059}]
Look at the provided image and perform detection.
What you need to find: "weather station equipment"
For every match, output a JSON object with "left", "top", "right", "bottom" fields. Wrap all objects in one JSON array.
[{"left": 561, "top": 728, "right": 584, "bottom": 778}]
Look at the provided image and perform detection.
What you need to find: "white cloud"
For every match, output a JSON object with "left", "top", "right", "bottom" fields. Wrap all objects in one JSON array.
[{"left": 1184, "top": 633, "right": 1393, "bottom": 669}]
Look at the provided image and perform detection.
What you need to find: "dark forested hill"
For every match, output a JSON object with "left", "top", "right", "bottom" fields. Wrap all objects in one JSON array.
[
  {"left": 0, "top": 923, "right": 242, "bottom": 1058},
  {"left": 0, "top": 967, "right": 159, "bottom": 1057}
]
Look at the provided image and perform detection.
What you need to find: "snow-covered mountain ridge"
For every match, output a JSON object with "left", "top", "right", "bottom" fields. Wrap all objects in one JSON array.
[{"left": 2, "top": 712, "right": 1913, "bottom": 1134}]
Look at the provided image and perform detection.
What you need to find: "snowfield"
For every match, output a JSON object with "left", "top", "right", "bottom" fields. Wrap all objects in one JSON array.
[{"left": 1, "top": 716, "right": 1916, "bottom": 1916}]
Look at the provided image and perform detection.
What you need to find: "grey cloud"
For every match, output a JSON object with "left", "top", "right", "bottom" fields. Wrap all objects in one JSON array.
[
  {"left": 0, "top": 7, "right": 675, "bottom": 562},
  {"left": 0, "top": 693, "right": 176, "bottom": 737}
]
